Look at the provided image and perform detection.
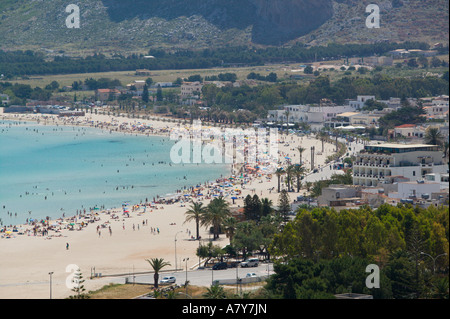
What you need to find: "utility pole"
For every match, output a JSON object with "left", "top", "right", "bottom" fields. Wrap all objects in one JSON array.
[
  {"left": 175, "top": 231, "right": 183, "bottom": 271},
  {"left": 48, "top": 272, "right": 54, "bottom": 299},
  {"left": 183, "top": 258, "right": 189, "bottom": 296}
]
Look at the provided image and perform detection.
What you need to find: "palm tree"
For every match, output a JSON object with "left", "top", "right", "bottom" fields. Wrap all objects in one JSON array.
[
  {"left": 292, "top": 164, "right": 306, "bottom": 193},
  {"left": 184, "top": 201, "right": 206, "bottom": 240},
  {"left": 202, "top": 197, "right": 231, "bottom": 240},
  {"left": 285, "top": 165, "right": 295, "bottom": 192},
  {"left": 432, "top": 277, "right": 449, "bottom": 299},
  {"left": 203, "top": 284, "right": 226, "bottom": 299},
  {"left": 297, "top": 146, "right": 305, "bottom": 165},
  {"left": 145, "top": 258, "right": 171, "bottom": 289},
  {"left": 275, "top": 168, "right": 285, "bottom": 193},
  {"left": 260, "top": 198, "right": 273, "bottom": 217},
  {"left": 316, "top": 130, "right": 328, "bottom": 153},
  {"left": 425, "top": 127, "right": 444, "bottom": 146},
  {"left": 222, "top": 216, "right": 238, "bottom": 244},
  {"left": 197, "top": 241, "right": 224, "bottom": 267}
]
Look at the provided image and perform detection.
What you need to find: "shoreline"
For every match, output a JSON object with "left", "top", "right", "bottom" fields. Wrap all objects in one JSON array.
[
  {"left": 0, "top": 113, "right": 234, "bottom": 230},
  {"left": 0, "top": 108, "right": 342, "bottom": 299}
]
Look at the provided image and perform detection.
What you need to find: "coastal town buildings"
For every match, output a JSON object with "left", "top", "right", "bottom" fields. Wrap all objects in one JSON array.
[
  {"left": 352, "top": 143, "right": 447, "bottom": 187},
  {"left": 95, "top": 88, "right": 121, "bottom": 101},
  {"left": 180, "top": 81, "right": 203, "bottom": 98},
  {"left": 421, "top": 95, "right": 449, "bottom": 120},
  {"left": 390, "top": 124, "right": 427, "bottom": 139},
  {"left": 267, "top": 104, "right": 357, "bottom": 129},
  {"left": 267, "top": 95, "right": 405, "bottom": 130}
]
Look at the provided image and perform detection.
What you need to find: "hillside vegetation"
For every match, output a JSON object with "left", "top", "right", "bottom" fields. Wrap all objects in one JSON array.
[{"left": 0, "top": 0, "right": 447, "bottom": 54}]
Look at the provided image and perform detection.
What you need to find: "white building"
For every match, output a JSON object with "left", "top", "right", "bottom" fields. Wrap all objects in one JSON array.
[
  {"left": 392, "top": 124, "right": 426, "bottom": 139},
  {"left": 425, "top": 172, "right": 449, "bottom": 190},
  {"left": 353, "top": 143, "right": 447, "bottom": 187},
  {"left": 267, "top": 104, "right": 356, "bottom": 127},
  {"left": 388, "top": 181, "right": 441, "bottom": 201},
  {"left": 423, "top": 99, "right": 449, "bottom": 120},
  {"left": 348, "top": 95, "right": 376, "bottom": 110},
  {"left": 378, "top": 97, "right": 402, "bottom": 110},
  {"left": 180, "top": 81, "right": 203, "bottom": 98}
]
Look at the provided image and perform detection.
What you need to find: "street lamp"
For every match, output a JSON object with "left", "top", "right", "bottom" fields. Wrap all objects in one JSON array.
[
  {"left": 198, "top": 239, "right": 201, "bottom": 268},
  {"left": 183, "top": 258, "right": 189, "bottom": 296},
  {"left": 174, "top": 231, "right": 183, "bottom": 271},
  {"left": 421, "top": 252, "right": 448, "bottom": 274},
  {"left": 48, "top": 272, "right": 54, "bottom": 299},
  {"left": 236, "top": 262, "right": 239, "bottom": 296}
]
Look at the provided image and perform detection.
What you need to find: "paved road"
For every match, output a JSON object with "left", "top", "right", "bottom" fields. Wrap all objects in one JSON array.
[
  {"left": 110, "top": 263, "right": 274, "bottom": 287},
  {"left": 107, "top": 140, "right": 367, "bottom": 289},
  {"left": 302, "top": 139, "right": 365, "bottom": 184}
]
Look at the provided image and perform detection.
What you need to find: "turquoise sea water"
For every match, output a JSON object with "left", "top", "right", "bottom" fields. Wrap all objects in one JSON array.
[{"left": 0, "top": 120, "right": 229, "bottom": 227}]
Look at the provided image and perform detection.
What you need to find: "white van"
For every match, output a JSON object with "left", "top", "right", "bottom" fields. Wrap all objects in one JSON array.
[{"left": 240, "top": 258, "right": 259, "bottom": 268}]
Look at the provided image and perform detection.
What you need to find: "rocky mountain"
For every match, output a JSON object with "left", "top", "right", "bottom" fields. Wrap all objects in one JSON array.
[{"left": 0, "top": 0, "right": 447, "bottom": 54}]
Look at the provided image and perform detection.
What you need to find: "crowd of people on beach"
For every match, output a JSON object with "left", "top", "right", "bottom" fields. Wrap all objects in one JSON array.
[
  {"left": 1, "top": 111, "right": 353, "bottom": 242},
  {"left": 1, "top": 113, "right": 174, "bottom": 138},
  {"left": 0, "top": 164, "right": 265, "bottom": 240}
]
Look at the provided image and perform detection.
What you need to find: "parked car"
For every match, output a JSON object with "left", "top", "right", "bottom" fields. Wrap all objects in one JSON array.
[
  {"left": 240, "top": 258, "right": 259, "bottom": 268},
  {"left": 160, "top": 276, "right": 176, "bottom": 284},
  {"left": 212, "top": 262, "right": 228, "bottom": 270}
]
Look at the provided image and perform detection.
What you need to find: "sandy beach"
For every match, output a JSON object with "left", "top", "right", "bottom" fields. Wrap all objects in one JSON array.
[{"left": 0, "top": 108, "right": 340, "bottom": 299}]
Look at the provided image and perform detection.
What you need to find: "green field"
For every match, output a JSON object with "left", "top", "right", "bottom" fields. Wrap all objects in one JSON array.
[
  {"left": 5, "top": 63, "right": 307, "bottom": 88},
  {"left": 4, "top": 54, "right": 448, "bottom": 93}
]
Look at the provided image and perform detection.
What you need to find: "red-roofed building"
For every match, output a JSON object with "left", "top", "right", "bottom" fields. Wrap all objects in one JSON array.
[{"left": 393, "top": 124, "right": 426, "bottom": 139}]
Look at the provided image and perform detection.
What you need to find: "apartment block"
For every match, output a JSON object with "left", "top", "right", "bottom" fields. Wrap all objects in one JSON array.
[{"left": 353, "top": 144, "right": 447, "bottom": 187}]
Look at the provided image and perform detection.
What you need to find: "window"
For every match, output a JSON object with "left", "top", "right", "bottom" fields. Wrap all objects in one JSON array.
[{"left": 413, "top": 171, "right": 416, "bottom": 176}]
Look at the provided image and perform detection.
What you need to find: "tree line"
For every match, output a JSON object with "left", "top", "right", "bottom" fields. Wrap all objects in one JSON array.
[
  {"left": 0, "top": 41, "right": 440, "bottom": 77},
  {"left": 267, "top": 204, "right": 449, "bottom": 299},
  {"left": 183, "top": 193, "right": 448, "bottom": 299},
  {"left": 196, "top": 72, "right": 449, "bottom": 118},
  {"left": 185, "top": 191, "right": 296, "bottom": 265}
]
